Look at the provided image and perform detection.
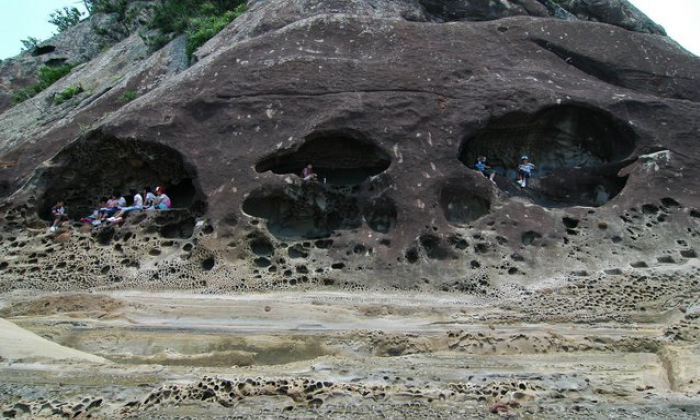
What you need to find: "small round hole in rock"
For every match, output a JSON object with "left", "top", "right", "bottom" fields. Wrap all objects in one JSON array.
[{"left": 201, "top": 257, "right": 216, "bottom": 271}]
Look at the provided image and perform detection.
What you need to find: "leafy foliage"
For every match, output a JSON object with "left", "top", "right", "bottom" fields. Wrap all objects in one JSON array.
[
  {"left": 119, "top": 90, "right": 139, "bottom": 102},
  {"left": 148, "top": 0, "right": 247, "bottom": 61},
  {"left": 86, "top": 0, "right": 128, "bottom": 15},
  {"left": 12, "top": 64, "right": 77, "bottom": 104},
  {"left": 54, "top": 85, "right": 85, "bottom": 105},
  {"left": 49, "top": 7, "right": 84, "bottom": 33},
  {"left": 20, "top": 37, "right": 40, "bottom": 52}
]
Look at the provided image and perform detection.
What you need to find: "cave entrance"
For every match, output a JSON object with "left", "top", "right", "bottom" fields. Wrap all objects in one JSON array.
[
  {"left": 255, "top": 131, "right": 391, "bottom": 185},
  {"left": 242, "top": 186, "right": 361, "bottom": 239},
  {"left": 35, "top": 133, "right": 206, "bottom": 220},
  {"left": 459, "top": 105, "right": 636, "bottom": 207}
]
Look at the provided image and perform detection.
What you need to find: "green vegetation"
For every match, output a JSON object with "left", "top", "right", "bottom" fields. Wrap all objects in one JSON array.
[
  {"left": 20, "top": 37, "right": 40, "bottom": 52},
  {"left": 54, "top": 85, "right": 85, "bottom": 105},
  {"left": 148, "top": 0, "right": 247, "bottom": 61},
  {"left": 90, "top": 0, "right": 129, "bottom": 15},
  {"left": 79, "top": 123, "right": 92, "bottom": 134},
  {"left": 12, "top": 64, "right": 77, "bottom": 104},
  {"left": 49, "top": 7, "right": 84, "bottom": 33},
  {"left": 119, "top": 90, "right": 139, "bottom": 102}
]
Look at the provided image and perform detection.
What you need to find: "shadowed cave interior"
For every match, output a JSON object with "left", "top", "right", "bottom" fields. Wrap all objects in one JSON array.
[
  {"left": 242, "top": 185, "right": 397, "bottom": 239},
  {"left": 460, "top": 105, "right": 636, "bottom": 207},
  {"left": 248, "top": 132, "right": 396, "bottom": 239},
  {"left": 440, "top": 181, "right": 491, "bottom": 226},
  {"left": 36, "top": 133, "right": 206, "bottom": 221},
  {"left": 255, "top": 131, "right": 391, "bottom": 185}
]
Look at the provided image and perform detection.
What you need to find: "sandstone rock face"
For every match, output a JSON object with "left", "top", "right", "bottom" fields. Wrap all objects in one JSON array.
[
  {"left": 0, "top": 2, "right": 152, "bottom": 114},
  {"left": 1, "top": 1, "right": 700, "bottom": 417},
  {"left": 0, "top": 0, "right": 698, "bottom": 301}
]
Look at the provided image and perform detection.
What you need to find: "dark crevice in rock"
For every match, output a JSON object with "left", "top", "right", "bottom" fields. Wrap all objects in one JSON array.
[
  {"left": 532, "top": 39, "right": 695, "bottom": 101},
  {"left": 419, "top": 0, "right": 531, "bottom": 22},
  {"left": 32, "top": 45, "right": 57, "bottom": 56},
  {"left": 533, "top": 39, "right": 625, "bottom": 85},
  {"left": 45, "top": 58, "right": 68, "bottom": 67},
  {"left": 255, "top": 130, "right": 391, "bottom": 185},
  {"left": 460, "top": 104, "right": 636, "bottom": 207}
]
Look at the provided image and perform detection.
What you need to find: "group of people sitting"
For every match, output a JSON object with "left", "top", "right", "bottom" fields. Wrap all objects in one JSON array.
[
  {"left": 475, "top": 155, "right": 535, "bottom": 188},
  {"left": 50, "top": 186, "right": 172, "bottom": 231}
]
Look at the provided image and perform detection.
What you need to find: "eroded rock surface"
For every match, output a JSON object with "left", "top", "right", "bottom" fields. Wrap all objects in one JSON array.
[{"left": 0, "top": 0, "right": 699, "bottom": 417}]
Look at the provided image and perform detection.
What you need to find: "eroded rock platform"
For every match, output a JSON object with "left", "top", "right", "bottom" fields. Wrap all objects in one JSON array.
[{"left": 1, "top": 290, "right": 699, "bottom": 419}]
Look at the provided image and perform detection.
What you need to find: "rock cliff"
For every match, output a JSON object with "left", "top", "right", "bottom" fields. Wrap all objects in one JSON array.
[
  {"left": 1, "top": 0, "right": 698, "bottom": 300},
  {"left": 1, "top": 0, "right": 700, "bottom": 418}
]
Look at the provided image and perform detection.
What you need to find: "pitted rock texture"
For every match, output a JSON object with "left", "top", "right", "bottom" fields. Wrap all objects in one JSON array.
[
  {"left": 0, "top": 0, "right": 698, "bottom": 303},
  {"left": 1, "top": 292, "right": 699, "bottom": 419}
]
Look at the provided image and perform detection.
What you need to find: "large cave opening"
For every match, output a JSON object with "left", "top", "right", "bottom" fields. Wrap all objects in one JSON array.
[
  {"left": 242, "top": 185, "right": 362, "bottom": 239},
  {"left": 459, "top": 105, "right": 636, "bottom": 207},
  {"left": 35, "top": 133, "right": 206, "bottom": 220},
  {"left": 255, "top": 131, "right": 391, "bottom": 185}
]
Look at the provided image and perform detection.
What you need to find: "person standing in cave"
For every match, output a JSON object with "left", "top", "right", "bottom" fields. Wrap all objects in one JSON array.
[
  {"left": 155, "top": 186, "right": 172, "bottom": 209},
  {"left": 50, "top": 199, "right": 68, "bottom": 232},
  {"left": 475, "top": 156, "right": 496, "bottom": 181},
  {"left": 301, "top": 163, "right": 318, "bottom": 182},
  {"left": 518, "top": 156, "right": 535, "bottom": 188}
]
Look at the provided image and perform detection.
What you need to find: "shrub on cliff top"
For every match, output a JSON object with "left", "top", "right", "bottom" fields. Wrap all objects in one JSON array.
[
  {"left": 49, "top": 7, "right": 84, "bottom": 33},
  {"left": 148, "top": 0, "right": 247, "bottom": 62}
]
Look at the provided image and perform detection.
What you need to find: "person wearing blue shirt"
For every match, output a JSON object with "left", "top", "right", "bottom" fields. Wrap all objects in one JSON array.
[{"left": 475, "top": 156, "right": 496, "bottom": 181}]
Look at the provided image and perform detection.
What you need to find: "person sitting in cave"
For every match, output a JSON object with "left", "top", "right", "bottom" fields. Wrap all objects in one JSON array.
[
  {"left": 95, "top": 193, "right": 120, "bottom": 223},
  {"left": 475, "top": 156, "right": 496, "bottom": 181},
  {"left": 301, "top": 163, "right": 318, "bottom": 182},
  {"left": 108, "top": 189, "right": 144, "bottom": 222},
  {"left": 155, "top": 186, "right": 172, "bottom": 209},
  {"left": 518, "top": 156, "right": 536, "bottom": 188},
  {"left": 116, "top": 192, "right": 127, "bottom": 209},
  {"left": 50, "top": 199, "right": 68, "bottom": 232},
  {"left": 81, "top": 197, "right": 107, "bottom": 225},
  {"left": 144, "top": 186, "right": 157, "bottom": 209}
]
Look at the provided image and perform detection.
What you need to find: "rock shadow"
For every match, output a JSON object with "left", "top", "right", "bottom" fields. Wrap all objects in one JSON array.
[
  {"left": 440, "top": 181, "right": 491, "bottom": 226},
  {"left": 242, "top": 184, "right": 362, "bottom": 239},
  {"left": 255, "top": 130, "right": 391, "bottom": 185},
  {"left": 460, "top": 105, "right": 636, "bottom": 207},
  {"left": 33, "top": 131, "right": 207, "bottom": 220}
]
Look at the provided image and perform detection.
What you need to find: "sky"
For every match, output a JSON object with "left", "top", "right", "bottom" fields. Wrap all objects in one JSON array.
[{"left": 0, "top": 0, "right": 698, "bottom": 59}]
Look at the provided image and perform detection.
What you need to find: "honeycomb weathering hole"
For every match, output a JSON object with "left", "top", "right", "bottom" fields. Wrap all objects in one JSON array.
[
  {"left": 363, "top": 196, "right": 397, "bottom": 233},
  {"left": 255, "top": 131, "right": 391, "bottom": 185},
  {"left": 32, "top": 45, "right": 56, "bottom": 56},
  {"left": 460, "top": 105, "right": 636, "bottom": 207},
  {"left": 440, "top": 182, "right": 491, "bottom": 226},
  {"left": 34, "top": 133, "right": 206, "bottom": 220},
  {"left": 242, "top": 186, "right": 362, "bottom": 239}
]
